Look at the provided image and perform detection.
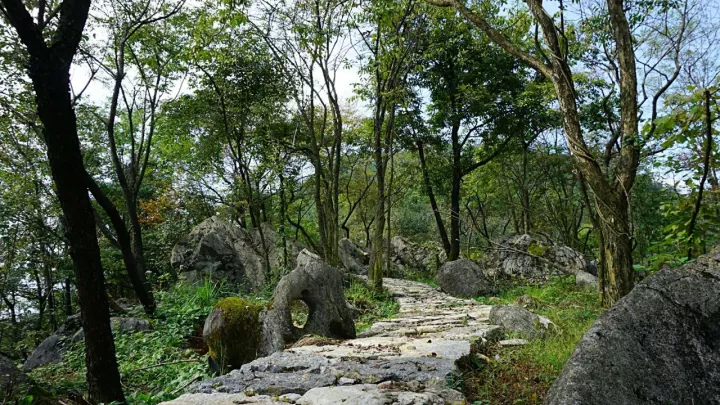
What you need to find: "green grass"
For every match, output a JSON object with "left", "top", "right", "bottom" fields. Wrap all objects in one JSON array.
[
  {"left": 344, "top": 280, "right": 399, "bottom": 332},
  {"left": 463, "top": 276, "right": 605, "bottom": 405}
]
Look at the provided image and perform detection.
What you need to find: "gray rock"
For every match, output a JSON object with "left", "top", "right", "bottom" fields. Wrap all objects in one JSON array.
[
  {"left": 436, "top": 259, "right": 493, "bottom": 298},
  {"left": 337, "top": 377, "right": 356, "bottom": 386},
  {"left": 338, "top": 238, "right": 369, "bottom": 275},
  {"left": 297, "top": 384, "right": 455, "bottom": 405},
  {"left": 546, "top": 248, "right": 720, "bottom": 405},
  {"left": 172, "top": 217, "right": 305, "bottom": 290},
  {"left": 575, "top": 270, "right": 598, "bottom": 289},
  {"left": 24, "top": 316, "right": 151, "bottom": 370},
  {"left": 260, "top": 250, "right": 356, "bottom": 355},
  {"left": 489, "top": 305, "right": 557, "bottom": 340},
  {"left": 74, "top": 317, "right": 152, "bottom": 340},
  {"left": 1, "top": 355, "right": 29, "bottom": 396},
  {"left": 162, "top": 393, "right": 285, "bottom": 404},
  {"left": 389, "top": 236, "right": 446, "bottom": 276},
  {"left": 280, "top": 393, "right": 302, "bottom": 403},
  {"left": 485, "top": 234, "right": 595, "bottom": 282}
]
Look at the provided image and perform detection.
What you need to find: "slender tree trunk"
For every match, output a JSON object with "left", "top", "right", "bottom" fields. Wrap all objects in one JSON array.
[
  {"left": 43, "top": 262, "right": 57, "bottom": 331},
  {"left": 449, "top": 122, "right": 462, "bottom": 261},
  {"left": 687, "top": 89, "right": 713, "bottom": 260},
  {"left": 279, "top": 172, "right": 288, "bottom": 269},
  {"left": 30, "top": 60, "right": 125, "bottom": 404},
  {"left": 87, "top": 174, "right": 155, "bottom": 314},
  {"left": 64, "top": 278, "right": 72, "bottom": 317},
  {"left": 369, "top": 98, "right": 390, "bottom": 289},
  {"left": 417, "top": 140, "right": 451, "bottom": 254},
  {"left": 520, "top": 141, "right": 532, "bottom": 233},
  {"left": 386, "top": 144, "right": 395, "bottom": 277}
]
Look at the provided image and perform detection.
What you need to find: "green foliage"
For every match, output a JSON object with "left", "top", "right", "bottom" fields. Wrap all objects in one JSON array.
[
  {"left": 344, "top": 280, "right": 399, "bottom": 332},
  {"left": 468, "top": 277, "right": 604, "bottom": 404},
  {"left": 29, "top": 282, "right": 227, "bottom": 404}
]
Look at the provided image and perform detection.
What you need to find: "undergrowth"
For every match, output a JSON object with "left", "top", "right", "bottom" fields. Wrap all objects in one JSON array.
[
  {"left": 465, "top": 276, "right": 605, "bottom": 404},
  {"left": 29, "top": 280, "right": 231, "bottom": 405},
  {"left": 344, "top": 280, "right": 399, "bottom": 332},
  {"left": 28, "top": 278, "right": 399, "bottom": 403}
]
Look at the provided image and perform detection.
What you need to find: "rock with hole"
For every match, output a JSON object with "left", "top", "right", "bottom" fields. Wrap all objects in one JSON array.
[{"left": 260, "top": 250, "right": 356, "bottom": 355}]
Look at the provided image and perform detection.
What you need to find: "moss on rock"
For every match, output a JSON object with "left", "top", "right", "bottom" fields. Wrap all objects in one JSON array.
[{"left": 204, "top": 297, "right": 263, "bottom": 373}]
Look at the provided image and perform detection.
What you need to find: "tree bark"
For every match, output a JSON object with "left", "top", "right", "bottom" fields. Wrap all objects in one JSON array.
[
  {"left": 449, "top": 121, "right": 462, "bottom": 261},
  {"left": 87, "top": 173, "right": 155, "bottom": 314},
  {"left": 687, "top": 89, "right": 713, "bottom": 260},
  {"left": 1, "top": 0, "right": 126, "bottom": 400},
  {"left": 417, "top": 140, "right": 450, "bottom": 254}
]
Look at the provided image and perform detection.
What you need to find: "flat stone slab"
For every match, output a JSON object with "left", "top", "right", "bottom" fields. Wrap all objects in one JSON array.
[{"left": 164, "top": 277, "right": 501, "bottom": 404}]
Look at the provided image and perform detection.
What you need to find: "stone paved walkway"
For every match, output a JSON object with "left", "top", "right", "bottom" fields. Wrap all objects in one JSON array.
[{"left": 162, "top": 278, "right": 500, "bottom": 405}]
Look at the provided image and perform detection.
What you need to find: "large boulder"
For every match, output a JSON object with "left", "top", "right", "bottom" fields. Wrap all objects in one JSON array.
[
  {"left": 171, "top": 217, "right": 305, "bottom": 289},
  {"left": 203, "top": 297, "right": 264, "bottom": 373},
  {"left": 486, "top": 234, "right": 595, "bottom": 282},
  {"left": 489, "top": 305, "right": 557, "bottom": 340},
  {"left": 436, "top": 259, "right": 493, "bottom": 298},
  {"left": 546, "top": 247, "right": 720, "bottom": 405},
  {"left": 24, "top": 316, "right": 151, "bottom": 371},
  {"left": 260, "top": 250, "right": 356, "bottom": 355},
  {"left": 338, "top": 238, "right": 368, "bottom": 275}
]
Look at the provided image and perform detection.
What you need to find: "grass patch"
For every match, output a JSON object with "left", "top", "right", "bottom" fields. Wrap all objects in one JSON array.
[
  {"left": 463, "top": 276, "right": 605, "bottom": 404},
  {"left": 344, "top": 280, "right": 399, "bottom": 332}
]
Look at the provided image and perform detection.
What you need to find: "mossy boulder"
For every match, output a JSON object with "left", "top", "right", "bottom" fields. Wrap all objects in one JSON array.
[{"left": 203, "top": 297, "right": 263, "bottom": 373}]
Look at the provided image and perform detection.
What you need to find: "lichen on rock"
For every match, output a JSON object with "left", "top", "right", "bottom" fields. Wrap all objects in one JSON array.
[{"left": 204, "top": 297, "right": 263, "bottom": 373}]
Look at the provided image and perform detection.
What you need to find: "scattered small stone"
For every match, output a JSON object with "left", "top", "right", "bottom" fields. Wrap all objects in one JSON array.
[
  {"left": 337, "top": 377, "right": 356, "bottom": 386},
  {"left": 279, "top": 393, "right": 302, "bottom": 403},
  {"left": 499, "top": 338, "right": 528, "bottom": 346}
]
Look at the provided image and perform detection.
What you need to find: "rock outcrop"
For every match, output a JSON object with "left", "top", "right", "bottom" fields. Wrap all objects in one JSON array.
[
  {"left": 337, "top": 236, "right": 445, "bottom": 277},
  {"left": 24, "top": 316, "right": 151, "bottom": 371},
  {"left": 171, "top": 217, "right": 304, "bottom": 290},
  {"left": 489, "top": 305, "right": 557, "bottom": 340},
  {"left": 436, "top": 259, "right": 493, "bottom": 298},
  {"left": 388, "top": 236, "right": 446, "bottom": 276},
  {"left": 338, "top": 238, "right": 368, "bottom": 275},
  {"left": 546, "top": 248, "right": 720, "bottom": 405},
  {"left": 485, "top": 234, "right": 595, "bottom": 282},
  {"left": 260, "top": 250, "right": 356, "bottom": 355}
]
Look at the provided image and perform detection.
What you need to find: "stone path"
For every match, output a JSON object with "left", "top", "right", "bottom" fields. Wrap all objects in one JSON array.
[{"left": 162, "top": 278, "right": 500, "bottom": 405}]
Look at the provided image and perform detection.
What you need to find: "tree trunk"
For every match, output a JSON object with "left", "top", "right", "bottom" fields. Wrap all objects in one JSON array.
[
  {"left": 87, "top": 174, "right": 155, "bottom": 314},
  {"left": 520, "top": 141, "right": 532, "bottom": 233},
  {"left": 30, "top": 60, "right": 125, "bottom": 403},
  {"left": 64, "top": 278, "right": 72, "bottom": 317},
  {"left": 449, "top": 122, "right": 462, "bottom": 261},
  {"left": 417, "top": 140, "right": 450, "bottom": 254},
  {"left": 687, "top": 89, "right": 713, "bottom": 260},
  {"left": 597, "top": 196, "right": 634, "bottom": 306}
]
